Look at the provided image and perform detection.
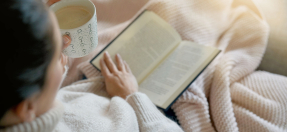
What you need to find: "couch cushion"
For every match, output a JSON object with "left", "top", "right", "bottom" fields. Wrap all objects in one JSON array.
[{"left": 254, "top": 0, "right": 287, "bottom": 76}]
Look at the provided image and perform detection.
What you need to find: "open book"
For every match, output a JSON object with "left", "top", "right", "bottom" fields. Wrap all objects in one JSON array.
[{"left": 90, "top": 10, "right": 220, "bottom": 111}]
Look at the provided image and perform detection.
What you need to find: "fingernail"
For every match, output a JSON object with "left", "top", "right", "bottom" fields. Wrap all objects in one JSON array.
[
  {"left": 105, "top": 51, "right": 109, "bottom": 56},
  {"left": 63, "top": 36, "right": 70, "bottom": 44},
  {"left": 117, "top": 53, "right": 121, "bottom": 58}
]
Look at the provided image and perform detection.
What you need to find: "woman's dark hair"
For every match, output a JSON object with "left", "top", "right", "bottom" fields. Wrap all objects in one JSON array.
[{"left": 0, "top": 0, "right": 54, "bottom": 120}]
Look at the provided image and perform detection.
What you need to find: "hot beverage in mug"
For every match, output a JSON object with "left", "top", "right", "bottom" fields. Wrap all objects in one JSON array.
[
  {"left": 55, "top": 6, "right": 92, "bottom": 29},
  {"left": 50, "top": 0, "right": 98, "bottom": 58}
]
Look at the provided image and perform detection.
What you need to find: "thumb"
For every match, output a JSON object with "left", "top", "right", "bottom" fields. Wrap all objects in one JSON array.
[{"left": 63, "top": 35, "right": 71, "bottom": 49}]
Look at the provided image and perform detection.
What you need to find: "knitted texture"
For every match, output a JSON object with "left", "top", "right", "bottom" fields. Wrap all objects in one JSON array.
[
  {"left": 231, "top": 71, "right": 287, "bottom": 131},
  {"left": 63, "top": 0, "right": 287, "bottom": 131},
  {"left": 0, "top": 102, "right": 64, "bottom": 132},
  {"left": 56, "top": 77, "right": 183, "bottom": 132},
  {"left": 0, "top": 77, "right": 183, "bottom": 132},
  {"left": 126, "top": 92, "right": 185, "bottom": 132}
]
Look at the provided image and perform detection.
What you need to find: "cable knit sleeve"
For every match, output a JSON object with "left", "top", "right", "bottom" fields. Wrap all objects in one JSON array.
[{"left": 126, "top": 92, "right": 183, "bottom": 132}]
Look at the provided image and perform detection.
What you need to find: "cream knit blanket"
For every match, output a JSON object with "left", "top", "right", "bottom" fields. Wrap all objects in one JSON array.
[{"left": 62, "top": 0, "right": 287, "bottom": 131}]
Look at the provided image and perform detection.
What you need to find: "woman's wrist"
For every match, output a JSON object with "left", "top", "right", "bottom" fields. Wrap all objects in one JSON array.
[{"left": 125, "top": 92, "right": 139, "bottom": 100}]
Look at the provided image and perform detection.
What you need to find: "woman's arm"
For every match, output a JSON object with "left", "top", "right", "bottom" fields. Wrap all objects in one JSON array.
[
  {"left": 126, "top": 92, "right": 184, "bottom": 132},
  {"left": 100, "top": 52, "right": 183, "bottom": 132}
]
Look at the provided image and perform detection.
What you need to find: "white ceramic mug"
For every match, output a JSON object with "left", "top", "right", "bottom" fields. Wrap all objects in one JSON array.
[{"left": 50, "top": 0, "right": 98, "bottom": 58}]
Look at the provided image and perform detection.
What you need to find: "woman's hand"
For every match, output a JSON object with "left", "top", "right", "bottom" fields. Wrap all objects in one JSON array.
[
  {"left": 63, "top": 35, "right": 71, "bottom": 49},
  {"left": 61, "top": 35, "right": 71, "bottom": 70},
  {"left": 100, "top": 52, "right": 138, "bottom": 99}
]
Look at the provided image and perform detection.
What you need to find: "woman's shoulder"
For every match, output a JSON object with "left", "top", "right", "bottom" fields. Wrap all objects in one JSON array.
[{"left": 57, "top": 77, "right": 111, "bottom": 101}]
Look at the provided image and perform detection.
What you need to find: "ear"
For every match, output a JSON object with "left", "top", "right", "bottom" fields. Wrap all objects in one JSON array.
[{"left": 13, "top": 100, "right": 36, "bottom": 122}]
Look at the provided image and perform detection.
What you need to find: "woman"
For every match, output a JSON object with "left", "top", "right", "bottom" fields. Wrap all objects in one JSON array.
[{"left": 0, "top": 0, "right": 183, "bottom": 131}]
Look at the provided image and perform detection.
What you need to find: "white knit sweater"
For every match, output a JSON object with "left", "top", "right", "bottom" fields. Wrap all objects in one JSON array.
[{"left": 0, "top": 77, "right": 183, "bottom": 132}]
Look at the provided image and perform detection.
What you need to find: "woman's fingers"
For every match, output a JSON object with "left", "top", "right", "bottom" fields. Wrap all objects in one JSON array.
[
  {"left": 100, "top": 59, "right": 111, "bottom": 77},
  {"left": 101, "top": 52, "right": 131, "bottom": 74},
  {"left": 124, "top": 61, "right": 132, "bottom": 73},
  {"left": 115, "top": 54, "right": 125, "bottom": 72},
  {"left": 103, "top": 52, "right": 118, "bottom": 73},
  {"left": 61, "top": 53, "right": 68, "bottom": 66},
  {"left": 62, "top": 35, "right": 71, "bottom": 49}
]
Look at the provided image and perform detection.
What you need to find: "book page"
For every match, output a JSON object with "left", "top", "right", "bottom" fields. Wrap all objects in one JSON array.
[
  {"left": 139, "top": 41, "right": 220, "bottom": 109},
  {"left": 91, "top": 11, "right": 182, "bottom": 83}
]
